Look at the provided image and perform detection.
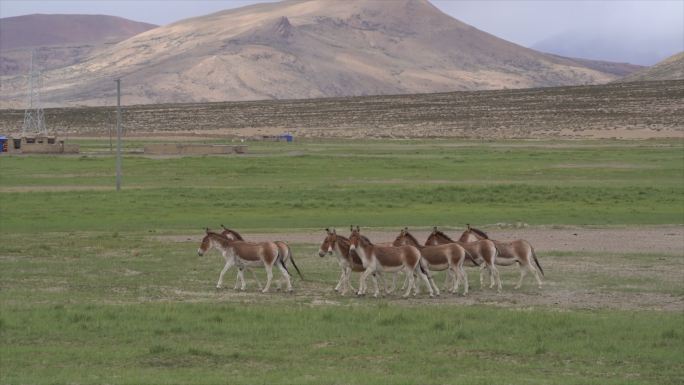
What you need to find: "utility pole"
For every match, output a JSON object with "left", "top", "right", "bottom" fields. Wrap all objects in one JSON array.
[
  {"left": 115, "top": 79, "right": 122, "bottom": 191},
  {"left": 22, "top": 50, "right": 47, "bottom": 137}
]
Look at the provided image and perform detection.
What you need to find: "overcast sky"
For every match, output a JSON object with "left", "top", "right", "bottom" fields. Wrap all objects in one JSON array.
[{"left": 1, "top": 0, "right": 682, "bottom": 63}]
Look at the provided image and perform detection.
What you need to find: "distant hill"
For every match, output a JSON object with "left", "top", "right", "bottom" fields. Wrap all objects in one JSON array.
[
  {"left": 0, "top": 14, "right": 156, "bottom": 50},
  {"left": 1, "top": 0, "right": 637, "bottom": 107},
  {"left": 618, "top": 52, "right": 684, "bottom": 82},
  {"left": 0, "top": 14, "right": 156, "bottom": 76},
  {"left": 547, "top": 55, "right": 642, "bottom": 77},
  {"left": 532, "top": 28, "right": 683, "bottom": 66}
]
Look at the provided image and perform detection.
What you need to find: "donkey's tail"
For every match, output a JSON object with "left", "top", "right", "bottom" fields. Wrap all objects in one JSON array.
[
  {"left": 277, "top": 247, "right": 291, "bottom": 276},
  {"left": 531, "top": 247, "right": 544, "bottom": 277},
  {"left": 286, "top": 244, "right": 304, "bottom": 281},
  {"left": 418, "top": 258, "right": 431, "bottom": 277}
]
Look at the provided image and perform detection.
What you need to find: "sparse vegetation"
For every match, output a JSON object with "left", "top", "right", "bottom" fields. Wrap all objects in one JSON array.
[
  {"left": 1, "top": 80, "right": 682, "bottom": 139},
  {"left": 1, "top": 139, "right": 682, "bottom": 384}
]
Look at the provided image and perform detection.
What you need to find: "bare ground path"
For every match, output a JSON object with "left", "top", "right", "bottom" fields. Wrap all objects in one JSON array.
[{"left": 156, "top": 226, "right": 684, "bottom": 312}]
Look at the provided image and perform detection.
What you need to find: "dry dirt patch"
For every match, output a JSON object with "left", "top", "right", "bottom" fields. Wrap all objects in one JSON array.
[{"left": 157, "top": 226, "right": 684, "bottom": 311}]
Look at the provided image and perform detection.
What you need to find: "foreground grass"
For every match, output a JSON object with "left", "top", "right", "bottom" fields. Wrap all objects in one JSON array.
[
  {"left": 1, "top": 231, "right": 683, "bottom": 384},
  {"left": 1, "top": 140, "right": 683, "bottom": 232},
  {"left": 1, "top": 139, "right": 683, "bottom": 384},
  {"left": 2, "top": 302, "right": 683, "bottom": 385}
]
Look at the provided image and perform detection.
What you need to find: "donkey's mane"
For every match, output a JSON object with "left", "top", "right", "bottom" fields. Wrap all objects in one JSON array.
[
  {"left": 469, "top": 227, "right": 489, "bottom": 239},
  {"left": 335, "top": 234, "right": 351, "bottom": 246},
  {"left": 221, "top": 227, "right": 244, "bottom": 241},
  {"left": 402, "top": 231, "right": 421, "bottom": 247},
  {"left": 359, "top": 234, "right": 373, "bottom": 245},
  {"left": 208, "top": 231, "right": 232, "bottom": 246},
  {"left": 432, "top": 230, "right": 454, "bottom": 242}
]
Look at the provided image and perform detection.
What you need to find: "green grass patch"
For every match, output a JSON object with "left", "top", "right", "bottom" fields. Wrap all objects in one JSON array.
[
  {"left": 1, "top": 302, "right": 682, "bottom": 385},
  {"left": 1, "top": 140, "right": 682, "bottom": 231}
]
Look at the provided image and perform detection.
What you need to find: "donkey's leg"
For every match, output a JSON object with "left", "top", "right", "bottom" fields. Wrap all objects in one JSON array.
[
  {"left": 377, "top": 273, "right": 389, "bottom": 295},
  {"left": 531, "top": 263, "right": 543, "bottom": 289},
  {"left": 358, "top": 269, "right": 373, "bottom": 296},
  {"left": 335, "top": 268, "right": 346, "bottom": 292},
  {"left": 460, "top": 265, "right": 469, "bottom": 296},
  {"left": 450, "top": 268, "right": 459, "bottom": 294},
  {"left": 425, "top": 268, "right": 440, "bottom": 296},
  {"left": 443, "top": 270, "right": 453, "bottom": 292},
  {"left": 479, "top": 264, "right": 487, "bottom": 289},
  {"left": 490, "top": 264, "right": 502, "bottom": 293},
  {"left": 343, "top": 267, "right": 356, "bottom": 295},
  {"left": 514, "top": 262, "right": 528, "bottom": 289},
  {"left": 445, "top": 268, "right": 455, "bottom": 294},
  {"left": 416, "top": 266, "right": 434, "bottom": 298},
  {"left": 412, "top": 272, "right": 421, "bottom": 296},
  {"left": 346, "top": 267, "right": 356, "bottom": 292},
  {"left": 404, "top": 267, "right": 416, "bottom": 298},
  {"left": 262, "top": 264, "right": 274, "bottom": 293},
  {"left": 489, "top": 264, "right": 497, "bottom": 288},
  {"left": 238, "top": 268, "right": 248, "bottom": 291},
  {"left": 488, "top": 263, "right": 496, "bottom": 288},
  {"left": 248, "top": 268, "right": 263, "bottom": 290},
  {"left": 233, "top": 269, "right": 241, "bottom": 290},
  {"left": 371, "top": 273, "right": 381, "bottom": 296},
  {"left": 216, "top": 259, "right": 235, "bottom": 289},
  {"left": 276, "top": 261, "right": 293, "bottom": 292},
  {"left": 399, "top": 271, "right": 407, "bottom": 292}
]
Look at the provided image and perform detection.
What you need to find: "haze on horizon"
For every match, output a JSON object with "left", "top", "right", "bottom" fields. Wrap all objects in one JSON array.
[{"left": 1, "top": 0, "right": 683, "bottom": 65}]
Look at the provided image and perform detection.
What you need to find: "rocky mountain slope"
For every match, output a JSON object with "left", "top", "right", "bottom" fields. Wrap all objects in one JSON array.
[
  {"left": 1, "top": 0, "right": 639, "bottom": 107},
  {"left": 0, "top": 14, "right": 156, "bottom": 77},
  {"left": 618, "top": 52, "right": 684, "bottom": 82}
]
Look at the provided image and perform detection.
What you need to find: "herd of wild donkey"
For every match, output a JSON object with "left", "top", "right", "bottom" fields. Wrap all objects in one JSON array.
[{"left": 197, "top": 225, "right": 544, "bottom": 298}]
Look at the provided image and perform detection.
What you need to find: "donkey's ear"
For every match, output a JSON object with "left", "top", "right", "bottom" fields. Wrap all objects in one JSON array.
[
  {"left": 325, "top": 227, "right": 330, "bottom": 233},
  {"left": 404, "top": 226, "right": 409, "bottom": 231},
  {"left": 433, "top": 226, "right": 438, "bottom": 231},
  {"left": 356, "top": 225, "right": 360, "bottom": 231},
  {"left": 350, "top": 225, "right": 354, "bottom": 231},
  {"left": 220, "top": 224, "right": 226, "bottom": 229},
  {"left": 205, "top": 228, "right": 210, "bottom": 234},
  {"left": 466, "top": 224, "right": 471, "bottom": 230},
  {"left": 332, "top": 228, "right": 336, "bottom": 234}
]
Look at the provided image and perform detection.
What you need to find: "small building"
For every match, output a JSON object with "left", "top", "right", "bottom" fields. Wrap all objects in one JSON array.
[{"left": 2, "top": 134, "right": 79, "bottom": 154}]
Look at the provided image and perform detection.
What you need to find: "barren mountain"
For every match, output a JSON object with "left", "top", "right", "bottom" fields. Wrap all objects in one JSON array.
[
  {"left": 1, "top": 0, "right": 631, "bottom": 107},
  {"left": 0, "top": 14, "right": 156, "bottom": 76},
  {"left": 618, "top": 52, "right": 684, "bottom": 82}
]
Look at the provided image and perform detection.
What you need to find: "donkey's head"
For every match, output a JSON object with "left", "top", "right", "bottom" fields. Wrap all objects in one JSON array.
[
  {"left": 318, "top": 228, "right": 338, "bottom": 257},
  {"left": 197, "top": 228, "right": 214, "bottom": 256},
  {"left": 393, "top": 227, "right": 418, "bottom": 247},
  {"left": 348, "top": 225, "right": 363, "bottom": 252},
  {"left": 459, "top": 224, "right": 488, "bottom": 242},
  {"left": 426, "top": 226, "right": 453, "bottom": 246}
]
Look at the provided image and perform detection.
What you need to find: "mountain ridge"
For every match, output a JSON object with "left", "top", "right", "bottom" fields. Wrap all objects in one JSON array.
[
  {"left": 0, "top": 14, "right": 157, "bottom": 77},
  {"left": 0, "top": 0, "right": 643, "bottom": 107},
  {"left": 618, "top": 52, "right": 684, "bottom": 82}
]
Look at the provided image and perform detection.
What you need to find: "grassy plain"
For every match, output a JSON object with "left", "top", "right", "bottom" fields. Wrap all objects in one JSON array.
[
  {"left": 1, "top": 139, "right": 683, "bottom": 384},
  {"left": 1, "top": 139, "right": 682, "bottom": 232}
]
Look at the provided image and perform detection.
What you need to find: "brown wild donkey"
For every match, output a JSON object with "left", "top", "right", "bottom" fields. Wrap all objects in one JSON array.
[
  {"left": 318, "top": 228, "right": 388, "bottom": 295},
  {"left": 220, "top": 225, "right": 303, "bottom": 290},
  {"left": 459, "top": 224, "right": 544, "bottom": 289},
  {"left": 349, "top": 226, "right": 435, "bottom": 298},
  {"left": 425, "top": 227, "right": 502, "bottom": 292},
  {"left": 197, "top": 229, "right": 292, "bottom": 293},
  {"left": 393, "top": 228, "right": 475, "bottom": 295}
]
